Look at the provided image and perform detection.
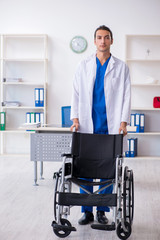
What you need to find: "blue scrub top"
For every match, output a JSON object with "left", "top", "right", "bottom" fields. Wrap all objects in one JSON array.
[{"left": 92, "top": 56, "right": 111, "bottom": 134}]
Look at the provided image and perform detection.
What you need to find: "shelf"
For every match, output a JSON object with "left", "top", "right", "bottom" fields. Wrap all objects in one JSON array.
[
  {"left": 0, "top": 33, "right": 48, "bottom": 155},
  {"left": 126, "top": 35, "right": 160, "bottom": 160},
  {"left": 2, "top": 58, "right": 48, "bottom": 62},
  {"left": 20, "top": 126, "right": 71, "bottom": 132},
  {"left": 131, "top": 107, "right": 160, "bottom": 111},
  {"left": 1, "top": 82, "right": 44, "bottom": 86},
  {"left": 0, "top": 154, "right": 30, "bottom": 157},
  {"left": 2, "top": 106, "right": 44, "bottom": 110},
  {"left": 127, "top": 132, "right": 160, "bottom": 136},
  {"left": 0, "top": 129, "right": 33, "bottom": 133},
  {"left": 131, "top": 83, "right": 160, "bottom": 87},
  {"left": 124, "top": 156, "right": 160, "bottom": 160},
  {"left": 2, "top": 34, "right": 47, "bottom": 38},
  {"left": 126, "top": 35, "right": 160, "bottom": 38},
  {"left": 126, "top": 59, "right": 160, "bottom": 62}
]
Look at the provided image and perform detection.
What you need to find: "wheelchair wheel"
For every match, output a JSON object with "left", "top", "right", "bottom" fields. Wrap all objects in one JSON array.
[
  {"left": 116, "top": 221, "right": 131, "bottom": 240},
  {"left": 123, "top": 167, "right": 134, "bottom": 225},
  {"left": 54, "top": 168, "right": 62, "bottom": 221},
  {"left": 129, "top": 170, "right": 134, "bottom": 225},
  {"left": 53, "top": 218, "right": 72, "bottom": 238}
]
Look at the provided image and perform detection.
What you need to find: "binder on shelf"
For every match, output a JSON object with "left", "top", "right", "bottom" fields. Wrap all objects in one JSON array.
[
  {"left": 25, "top": 112, "right": 44, "bottom": 125},
  {"left": 140, "top": 114, "right": 145, "bottom": 132},
  {"left": 135, "top": 113, "right": 140, "bottom": 132},
  {"left": 125, "top": 138, "right": 138, "bottom": 158},
  {"left": 30, "top": 112, "right": 35, "bottom": 123},
  {"left": 130, "top": 139, "right": 134, "bottom": 157},
  {"left": 35, "top": 88, "right": 39, "bottom": 107},
  {"left": 34, "top": 88, "right": 44, "bottom": 107},
  {"left": 39, "top": 88, "right": 44, "bottom": 107},
  {"left": 26, "top": 112, "right": 31, "bottom": 123},
  {"left": 129, "top": 113, "right": 145, "bottom": 133},
  {"left": 130, "top": 113, "right": 135, "bottom": 126},
  {"left": 0, "top": 112, "right": 6, "bottom": 131},
  {"left": 40, "top": 112, "right": 44, "bottom": 125},
  {"left": 130, "top": 138, "right": 138, "bottom": 157},
  {"left": 35, "top": 113, "right": 40, "bottom": 123},
  {"left": 125, "top": 139, "right": 130, "bottom": 157}
]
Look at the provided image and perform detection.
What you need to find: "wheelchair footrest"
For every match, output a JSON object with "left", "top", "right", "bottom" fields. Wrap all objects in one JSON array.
[
  {"left": 91, "top": 222, "right": 115, "bottom": 231},
  {"left": 52, "top": 222, "right": 76, "bottom": 232},
  {"left": 58, "top": 192, "right": 117, "bottom": 206}
]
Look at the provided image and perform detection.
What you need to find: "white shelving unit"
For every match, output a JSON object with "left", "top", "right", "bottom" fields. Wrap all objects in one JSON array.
[
  {"left": 126, "top": 35, "right": 160, "bottom": 160},
  {"left": 0, "top": 34, "right": 48, "bottom": 155}
]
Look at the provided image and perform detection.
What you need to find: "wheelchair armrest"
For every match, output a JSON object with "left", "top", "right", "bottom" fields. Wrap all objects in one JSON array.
[
  {"left": 61, "top": 154, "right": 73, "bottom": 177},
  {"left": 61, "top": 153, "right": 72, "bottom": 157},
  {"left": 116, "top": 154, "right": 123, "bottom": 158}
]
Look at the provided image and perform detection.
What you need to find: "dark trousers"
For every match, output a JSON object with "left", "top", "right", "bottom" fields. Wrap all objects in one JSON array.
[{"left": 80, "top": 178, "right": 113, "bottom": 213}]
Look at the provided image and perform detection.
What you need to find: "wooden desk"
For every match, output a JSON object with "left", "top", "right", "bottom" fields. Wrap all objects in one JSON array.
[{"left": 30, "top": 127, "right": 72, "bottom": 185}]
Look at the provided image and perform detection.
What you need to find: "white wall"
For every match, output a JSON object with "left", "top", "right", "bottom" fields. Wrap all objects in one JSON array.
[{"left": 0, "top": 0, "right": 160, "bottom": 125}]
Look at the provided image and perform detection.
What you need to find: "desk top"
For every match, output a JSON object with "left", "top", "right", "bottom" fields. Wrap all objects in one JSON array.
[
  {"left": 34, "top": 127, "right": 71, "bottom": 132},
  {"left": 23, "top": 127, "right": 71, "bottom": 133},
  {"left": 20, "top": 124, "right": 71, "bottom": 132}
]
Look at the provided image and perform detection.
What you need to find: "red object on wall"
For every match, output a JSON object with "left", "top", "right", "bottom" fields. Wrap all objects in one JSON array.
[{"left": 153, "top": 97, "right": 160, "bottom": 108}]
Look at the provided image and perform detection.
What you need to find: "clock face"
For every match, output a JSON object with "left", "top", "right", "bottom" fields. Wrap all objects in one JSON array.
[{"left": 70, "top": 36, "right": 87, "bottom": 53}]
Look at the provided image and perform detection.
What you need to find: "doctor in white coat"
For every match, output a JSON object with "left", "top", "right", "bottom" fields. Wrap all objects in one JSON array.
[{"left": 70, "top": 25, "right": 131, "bottom": 225}]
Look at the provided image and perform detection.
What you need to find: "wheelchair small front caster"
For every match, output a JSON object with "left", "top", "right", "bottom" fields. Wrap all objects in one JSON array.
[
  {"left": 116, "top": 221, "right": 131, "bottom": 240},
  {"left": 52, "top": 218, "right": 72, "bottom": 238}
]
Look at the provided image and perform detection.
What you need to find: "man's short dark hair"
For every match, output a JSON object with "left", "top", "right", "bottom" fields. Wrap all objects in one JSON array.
[{"left": 94, "top": 25, "right": 113, "bottom": 40}]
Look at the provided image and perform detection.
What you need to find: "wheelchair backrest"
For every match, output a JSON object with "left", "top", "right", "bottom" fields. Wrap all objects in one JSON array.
[{"left": 71, "top": 132, "right": 123, "bottom": 179}]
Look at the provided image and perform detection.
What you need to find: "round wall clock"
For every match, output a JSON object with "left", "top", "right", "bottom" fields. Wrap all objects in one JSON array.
[{"left": 70, "top": 36, "right": 87, "bottom": 53}]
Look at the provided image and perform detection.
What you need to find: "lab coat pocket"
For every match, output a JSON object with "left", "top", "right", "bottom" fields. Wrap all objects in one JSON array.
[{"left": 111, "top": 77, "right": 123, "bottom": 91}]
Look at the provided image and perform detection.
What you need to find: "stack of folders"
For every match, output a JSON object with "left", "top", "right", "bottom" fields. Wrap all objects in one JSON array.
[
  {"left": 2, "top": 101, "right": 21, "bottom": 107},
  {"left": 26, "top": 112, "right": 44, "bottom": 125},
  {"left": 0, "top": 112, "right": 6, "bottom": 130},
  {"left": 125, "top": 138, "right": 138, "bottom": 157},
  {"left": 34, "top": 88, "right": 44, "bottom": 107},
  {"left": 3, "top": 78, "right": 22, "bottom": 82},
  {"left": 130, "top": 113, "right": 145, "bottom": 132}
]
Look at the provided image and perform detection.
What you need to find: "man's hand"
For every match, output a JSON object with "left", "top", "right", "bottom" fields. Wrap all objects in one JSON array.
[
  {"left": 70, "top": 118, "right": 79, "bottom": 132},
  {"left": 119, "top": 122, "right": 127, "bottom": 136}
]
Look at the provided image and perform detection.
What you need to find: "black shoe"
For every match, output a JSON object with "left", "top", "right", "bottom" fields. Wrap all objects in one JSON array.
[
  {"left": 78, "top": 211, "right": 94, "bottom": 225},
  {"left": 96, "top": 211, "right": 108, "bottom": 224}
]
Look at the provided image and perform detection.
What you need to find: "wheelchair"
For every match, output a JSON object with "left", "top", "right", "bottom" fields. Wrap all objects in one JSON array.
[{"left": 51, "top": 132, "right": 134, "bottom": 240}]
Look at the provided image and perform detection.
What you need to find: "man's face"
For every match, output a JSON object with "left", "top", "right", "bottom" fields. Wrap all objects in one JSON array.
[{"left": 94, "top": 30, "right": 113, "bottom": 53}]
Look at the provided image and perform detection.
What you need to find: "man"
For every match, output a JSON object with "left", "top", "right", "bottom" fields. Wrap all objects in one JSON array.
[{"left": 70, "top": 25, "right": 131, "bottom": 225}]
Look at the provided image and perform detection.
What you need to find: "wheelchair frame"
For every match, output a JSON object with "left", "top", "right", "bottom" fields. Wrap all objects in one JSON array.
[{"left": 51, "top": 133, "right": 134, "bottom": 240}]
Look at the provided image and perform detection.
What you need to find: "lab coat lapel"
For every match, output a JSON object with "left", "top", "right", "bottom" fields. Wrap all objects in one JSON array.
[
  {"left": 86, "top": 54, "right": 97, "bottom": 106},
  {"left": 104, "top": 55, "right": 115, "bottom": 115},
  {"left": 105, "top": 55, "right": 115, "bottom": 77}
]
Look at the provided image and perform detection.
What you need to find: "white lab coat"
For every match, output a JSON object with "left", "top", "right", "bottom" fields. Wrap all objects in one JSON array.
[{"left": 70, "top": 53, "right": 131, "bottom": 151}]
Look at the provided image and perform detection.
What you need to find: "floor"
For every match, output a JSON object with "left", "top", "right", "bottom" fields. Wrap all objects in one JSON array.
[{"left": 0, "top": 156, "right": 160, "bottom": 240}]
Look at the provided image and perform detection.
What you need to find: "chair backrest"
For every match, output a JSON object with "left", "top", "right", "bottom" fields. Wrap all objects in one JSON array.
[
  {"left": 71, "top": 132, "right": 123, "bottom": 179},
  {"left": 61, "top": 106, "right": 73, "bottom": 127}
]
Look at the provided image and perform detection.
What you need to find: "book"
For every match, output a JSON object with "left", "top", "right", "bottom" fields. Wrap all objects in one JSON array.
[
  {"left": 127, "top": 125, "right": 137, "bottom": 133},
  {"left": 22, "top": 122, "right": 41, "bottom": 128}
]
